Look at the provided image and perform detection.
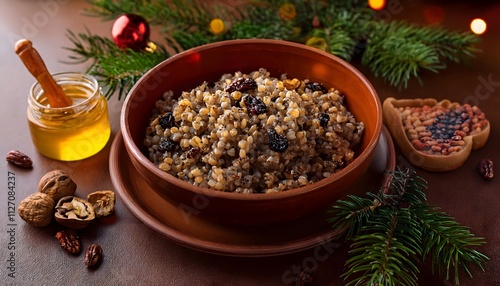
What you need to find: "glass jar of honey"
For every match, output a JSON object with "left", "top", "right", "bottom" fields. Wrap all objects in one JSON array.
[{"left": 27, "top": 72, "right": 111, "bottom": 161}]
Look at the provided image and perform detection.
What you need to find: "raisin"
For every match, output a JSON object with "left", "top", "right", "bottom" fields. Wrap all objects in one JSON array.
[
  {"left": 318, "top": 113, "right": 330, "bottom": 127},
  {"left": 478, "top": 158, "right": 494, "bottom": 180},
  {"left": 225, "top": 77, "right": 257, "bottom": 93},
  {"left": 158, "top": 139, "right": 177, "bottom": 152},
  {"left": 305, "top": 82, "right": 328, "bottom": 94},
  {"left": 146, "top": 126, "right": 155, "bottom": 136},
  {"left": 206, "top": 81, "right": 215, "bottom": 88},
  {"left": 339, "top": 92, "right": 346, "bottom": 103},
  {"left": 159, "top": 112, "right": 175, "bottom": 129},
  {"left": 186, "top": 147, "right": 200, "bottom": 159},
  {"left": 244, "top": 95, "right": 267, "bottom": 115},
  {"left": 268, "top": 129, "right": 288, "bottom": 152}
]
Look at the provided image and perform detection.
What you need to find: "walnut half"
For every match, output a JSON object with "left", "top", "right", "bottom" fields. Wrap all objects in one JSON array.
[
  {"left": 55, "top": 196, "right": 95, "bottom": 229},
  {"left": 87, "top": 190, "right": 115, "bottom": 218}
]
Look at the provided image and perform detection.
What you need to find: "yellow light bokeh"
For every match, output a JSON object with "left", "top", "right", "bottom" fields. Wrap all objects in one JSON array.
[
  {"left": 209, "top": 18, "right": 225, "bottom": 35},
  {"left": 470, "top": 18, "right": 487, "bottom": 35},
  {"left": 368, "top": 0, "right": 386, "bottom": 11}
]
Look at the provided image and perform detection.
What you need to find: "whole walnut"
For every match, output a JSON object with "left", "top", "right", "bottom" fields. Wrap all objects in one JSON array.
[
  {"left": 38, "top": 170, "right": 77, "bottom": 201},
  {"left": 18, "top": 193, "right": 55, "bottom": 227}
]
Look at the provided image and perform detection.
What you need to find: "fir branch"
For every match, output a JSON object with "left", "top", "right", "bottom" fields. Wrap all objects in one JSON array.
[
  {"left": 415, "top": 204, "right": 489, "bottom": 284},
  {"left": 86, "top": 0, "right": 235, "bottom": 30},
  {"left": 343, "top": 208, "right": 422, "bottom": 286},
  {"left": 362, "top": 21, "right": 480, "bottom": 88},
  {"left": 172, "top": 30, "right": 218, "bottom": 51},
  {"left": 66, "top": 0, "right": 481, "bottom": 100},
  {"left": 328, "top": 195, "right": 379, "bottom": 240},
  {"left": 329, "top": 168, "right": 488, "bottom": 285},
  {"left": 392, "top": 23, "right": 480, "bottom": 63},
  {"left": 307, "top": 4, "right": 373, "bottom": 61},
  {"left": 229, "top": 6, "right": 294, "bottom": 40},
  {"left": 309, "top": 28, "right": 357, "bottom": 61},
  {"left": 64, "top": 29, "right": 170, "bottom": 99},
  {"left": 385, "top": 168, "right": 427, "bottom": 206},
  {"left": 82, "top": 0, "right": 145, "bottom": 20}
]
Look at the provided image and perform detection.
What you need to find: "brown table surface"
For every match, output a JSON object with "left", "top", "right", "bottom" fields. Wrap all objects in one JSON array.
[{"left": 1, "top": 1, "right": 499, "bottom": 285}]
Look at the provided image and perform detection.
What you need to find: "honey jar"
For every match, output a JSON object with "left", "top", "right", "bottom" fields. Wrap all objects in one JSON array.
[{"left": 27, "top": 72, "right": 111, "bottom": 161}]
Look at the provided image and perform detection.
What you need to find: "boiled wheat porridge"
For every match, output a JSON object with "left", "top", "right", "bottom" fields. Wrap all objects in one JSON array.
[{"left": 144, "top": 68, "right": 364, "bottom": 193}]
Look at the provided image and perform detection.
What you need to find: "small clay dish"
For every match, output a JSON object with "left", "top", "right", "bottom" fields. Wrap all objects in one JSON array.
[
  {"left": 383, "top": 97, "right": 490, "bottom": 172},
  {"left": 120, "top": 39, "right": 382, "bottom": 225}
]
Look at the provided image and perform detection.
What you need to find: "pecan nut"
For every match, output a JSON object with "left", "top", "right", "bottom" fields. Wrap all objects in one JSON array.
[
  {"left": 84, "top": 243, "right": 103, "bottom": 269},
  {"left": 55, "top": 229, "right": 81, "bottom": 255},
  {"left": 478, "top": 158, "right": 494, "bottom": 180},
  {"left": 6, "top": 150, "right": 33, "bottom": 168}
]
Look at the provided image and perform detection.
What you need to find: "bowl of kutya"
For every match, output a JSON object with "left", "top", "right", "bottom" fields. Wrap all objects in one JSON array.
[{"left": 120, "top": 39, "right": 382, "bottom": 225}]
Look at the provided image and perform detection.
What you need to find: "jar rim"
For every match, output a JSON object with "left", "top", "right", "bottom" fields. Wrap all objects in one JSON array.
[{"left": 28, "top": 72, "right": 100, "bottom": 111}]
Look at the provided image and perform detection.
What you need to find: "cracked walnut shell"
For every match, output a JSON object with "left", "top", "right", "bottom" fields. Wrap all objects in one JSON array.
[
  {"left": 38, "top": 170, "right": 77, "bottom": 201},
  {"left": 55, "top": 196, "right": 95, "bottom": 229},
  {"left": 18, "top": 193, "right": 55, "bottom": 227},
  {"left": 87, "top": 190, "right": 115, "bottom": 218}
]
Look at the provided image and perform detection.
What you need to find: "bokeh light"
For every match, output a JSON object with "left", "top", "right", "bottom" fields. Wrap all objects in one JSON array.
[
  {"left": 368, "top": 0, "right": 386, "bottom": 11},
  {"left": 470, "top": 18, "right": 487, "bottom": 35}
]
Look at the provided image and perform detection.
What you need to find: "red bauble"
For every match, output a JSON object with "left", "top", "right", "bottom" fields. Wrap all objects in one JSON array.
[{"left": 112, "top": 14, "right": 150, "bottom": 51}]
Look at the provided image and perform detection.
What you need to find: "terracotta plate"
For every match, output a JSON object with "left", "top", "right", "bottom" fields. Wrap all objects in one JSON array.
[{"left": 109, "top": 126, "right": 396, "bottom": 257}]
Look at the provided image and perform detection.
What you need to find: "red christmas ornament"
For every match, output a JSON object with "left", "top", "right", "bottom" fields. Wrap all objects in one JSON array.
[
  {"left": 112, "top": 14, "right": 150, "bottom": 51},
  {"left": 312, "top": 16, "right": 321, "bottom": 28}
]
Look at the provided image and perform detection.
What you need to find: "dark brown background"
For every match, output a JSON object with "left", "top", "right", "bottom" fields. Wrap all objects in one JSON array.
[{"left": 1, "top": 0, "right": 499, "bottom": 285}]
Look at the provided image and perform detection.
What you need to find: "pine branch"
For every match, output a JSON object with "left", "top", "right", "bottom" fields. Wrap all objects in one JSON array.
[
  {"left": 415, "top": 204, "right": 489, "bottom": 284},
  {"left": 343, "top": 208, "right": 421, "bottom": 286},
  {"left": 329, "top": 169, "right": 426, "bottom": 240},
  {"left": 64, "top": 29, "right": 170, "bottom": 99},
  {"left": 329, "top": 168, "right": 488, "bottom": 285},
  {"left": 328, "top": 194, "right": 379, "bottom": 240},
  {"left": 309, "top": 28, "right": 357, "bottom": 61},
  {"left": 362, "top": 21, "right": 480, "bottom": 88},
  {"left": 229, "top": 6, "right": 294, "bottom": 40},
  {"left": 65, "top": 0, "right": 481, "bottom": 100},
  {"left": 86, "top": 0, "right": 235, "bottom": 30},
  {"left": 386, "top": 168, "right": 427, "bottom": 206}
]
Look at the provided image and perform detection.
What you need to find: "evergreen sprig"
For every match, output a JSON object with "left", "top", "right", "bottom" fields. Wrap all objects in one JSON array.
[
  {"left": 417, "top": 205, "right": 489, "bottom": 284},
  {"left": 64, "top": 29, "right": 170, "bottom": 99},
  {"left": 362, "top": 21, "right": 481, "bottom": 88},
  {"left": 344, "top": 209, "right": 422, "bottom": 286},
  {"left": 328, "top": 169, "right": 488, "bottom": 285},
  {"left": 65, "top": 0, "right": 480, "bottom": 99}
]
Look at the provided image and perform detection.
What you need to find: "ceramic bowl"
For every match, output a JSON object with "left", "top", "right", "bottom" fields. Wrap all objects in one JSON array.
[{"left": 120, "top": 39, "right": 382, "bottom": 225}]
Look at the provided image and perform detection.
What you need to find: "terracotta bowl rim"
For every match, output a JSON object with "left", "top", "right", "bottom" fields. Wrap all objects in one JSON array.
[{"left": 120, "top": 39, "right": 382, "bottom": 201}]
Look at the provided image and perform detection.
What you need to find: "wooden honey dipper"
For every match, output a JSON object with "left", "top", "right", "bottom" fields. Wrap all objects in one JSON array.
[{"left": 15, "top": 39, "right": 73, "bottom": 108}]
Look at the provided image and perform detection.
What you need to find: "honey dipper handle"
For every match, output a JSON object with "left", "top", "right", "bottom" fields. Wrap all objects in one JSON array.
[{"left": 15, "top": 39, "right": 72, "bottom": 108}]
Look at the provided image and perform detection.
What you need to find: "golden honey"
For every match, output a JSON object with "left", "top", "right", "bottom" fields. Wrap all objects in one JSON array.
[{"left": 27, "top": 73, "right": 110, "bottom": 161}]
